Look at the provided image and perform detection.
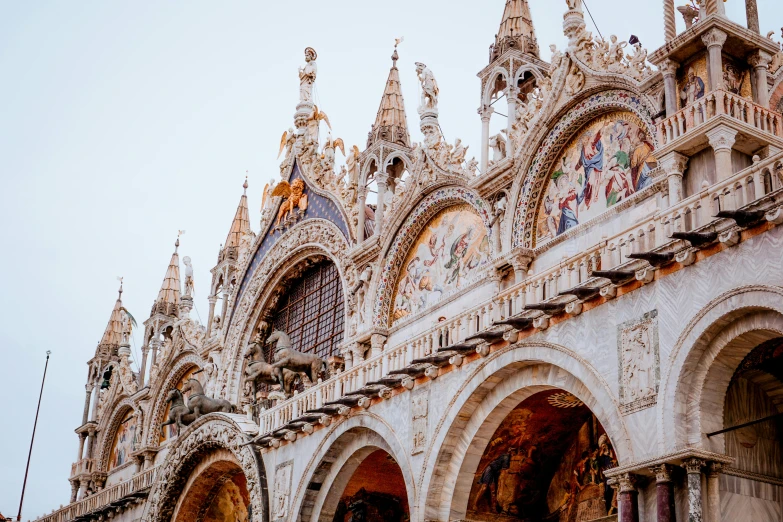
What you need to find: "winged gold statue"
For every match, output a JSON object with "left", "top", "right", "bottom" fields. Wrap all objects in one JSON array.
[
  {"left": 278, "top": 128, "right": 296, "bottom": 159},
  {"left": 271, "top": 178, "right": 308, "bottom": 227}
]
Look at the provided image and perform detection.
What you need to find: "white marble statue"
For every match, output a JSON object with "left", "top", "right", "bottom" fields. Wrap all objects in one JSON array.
[
  {"left": 299, "top": 47, "right": 318, "bottom": 104},
  {"left": 345, "top": 145, "right": 360, "bottom": 187},
  {"left": 489, "top": 133, "right": 507, "bottom": 163},
  {"left": 183, "top": 256, "right": 194, "bottom": 297},
  {"left": 415, "top": 62, "right": 439, "bottom": 112},
  {"left": 566, "top": 0, "right": 582, "bottom": 11},
  {"left": 549, "top": 44, "right": 565, "bottom": 75}
]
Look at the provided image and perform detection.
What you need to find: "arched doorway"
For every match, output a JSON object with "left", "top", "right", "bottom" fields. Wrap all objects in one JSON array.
[
  {"left": 331, "top": 449, "right": 409, "bottom": 522},
  {"left": 466, "top": 389, "right": 618, "bottom": 521}
]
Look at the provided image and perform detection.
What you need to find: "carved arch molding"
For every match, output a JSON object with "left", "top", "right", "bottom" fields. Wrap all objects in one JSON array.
[
  {"left": 372, "top": 187, "right": 493, "bottom": 328},
  {"left": 221, "top": 219, "right": 351, "bottom": 402},
  {"left": 145, "top": 415, "right": 266, "bottom": 522},
  {"left": 511, "top": 89, "right": 658, "bottom": 248}
]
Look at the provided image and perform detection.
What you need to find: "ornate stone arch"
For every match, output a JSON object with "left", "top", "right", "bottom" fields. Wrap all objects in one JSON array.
[
  {"left": 97, "top": 397, "right": 143, "bottom": 473},
  {"left": 290, "top": 413, "right": 416, "bottom": 522},
  {"left": 513, "top": 63, "right": 545, "bottom": 86},
  {"left": 509, "top": 89, "right": 658, "bottom": 248},
  {"left": 418, "top": 341, "right": 632, "bottom": 522},
  {"left": 382, "top": 150, "right": 412, "bottom": 173},
  {"left": 482, "top": 67, "right": 512, "bottom": 105},
  {"left": 657, "top": 285, "right": 783, "bottom": 454},
  {"left": 360, "top": 152, "right": 381, "bottom": 187},
  {"left": 221, "top": 219, "right": 351, "bottom": 404},
  {"left": 144, "top": 414, "right": 267, "bottom": 522},
  {"left": 144, "top": 352, "right": 206, "bottom": 447},
  {"left": 371, "top": 187, "right": 493, "bottom": 327}
]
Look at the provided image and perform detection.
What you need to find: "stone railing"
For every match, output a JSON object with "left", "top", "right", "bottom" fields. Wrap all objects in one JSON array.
[
  {"left": 32, "top": 467, "right": 158, "bottom": 522},
  {"left": 69, "top": 458, "right": 95, "bottom": 478},
  {"left": 253, "top": 152, "right": 783, "bottom": 439},
  {"left": 658, "top": 89, "right": 783, "bottom": 145}
]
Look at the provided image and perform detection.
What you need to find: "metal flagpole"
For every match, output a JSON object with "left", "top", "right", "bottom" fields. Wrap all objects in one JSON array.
[{"left": 17, "top": 351, "right": 51, "bottom": 522}]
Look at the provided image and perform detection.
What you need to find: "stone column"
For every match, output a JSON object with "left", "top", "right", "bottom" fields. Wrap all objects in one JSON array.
[
  {"left": 664, "top": 0, "right": 677, "bottom": 42},
  {"left": 85, "top": 430, "right": 96, "bottom": 459},
  {"left": 660, "top": 151, "right": 689, "bottom": 205},
  {"left": 507, "top": 88, "right": 518, "bottom": 156},
  {"left": 89, "top": 382, "right": 100, "bottom": 422},
  {"left": 77, "top": 433, "right": 86, "bottom": 461},
  {"left": 618, "top": 473, "right": 640, "bottom": 522},
  {"left": 220, "top": 286, "right": 230, "bottom": 325},
  {"left": 651, "top": 464, "right": 677, "bottom": 522},
  {"left": 746, "top": 0, "right": 760, "bottom": 33},
  {"left": 357, "top": 187, "right": 367, "bottom": 242},
  {"left": 749, "top": 51, "right": 772, "bottom": 108},
  {"left": 341, "top": 347, "right": 354, "bottom": 371},
  {"left": 375, "top": 172, "right": 389, "bottom": 232},
  {"left": 206, "top": 294, "right": 217, "bottom": 338},
  {"left": 370, "top": 334, "right": 386, "bottom": 358},
  {"left": 69, "top": 480, "right": 79, "bottom": 503},
  {"left": 662, "top": 60, "right": 680, "bottom": 116},
  {"left": 78, "top": 479, "right": 89, "bottom": 500},
  {"left": 150, "top": 338, "right": 161, "bottom": 371},
  {"left": 705, "top": 462, "right": 722, "bottom": 522},
  {"left": 685, "top": 458, "right": 705, "bottom": 522},
  {"left": 701, "top": 29, "right": 728, "bottom": 92},
  {"left": 707, "top": 127, "right": 737, "bottom": 182},
  {"left": 479, "top": 105, "right": 494, "bottom": 174},
  {"left": 82, "top": 384, "right": 93, "bottom": 425},
  {"left": 512, "top": 251, "right": 534, "bottom": 284},
  {"left": 139, "top": 345, "right": 149, "bottom": 388}
]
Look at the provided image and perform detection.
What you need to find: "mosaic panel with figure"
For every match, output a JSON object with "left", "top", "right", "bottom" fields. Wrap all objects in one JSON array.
[
  {"left": 467, "top": 390, "right": 618, "bottom": 522},
  {"left": 392, "top": 204, "right": 491, "bottom": 323},
  {"left": 535, "top": 111, "right": 657, "bottom": 244},
  {"left": 109, "top": 410, "right": 139, "bottom": 471}
]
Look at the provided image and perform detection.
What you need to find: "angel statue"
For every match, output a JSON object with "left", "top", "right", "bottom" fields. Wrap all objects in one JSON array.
[
  {"left": 345, "top": 145, "right": 360, "bottom": 187},
  {"left": 415, "top": 62, "right": 439, "bottom": 112},
  {"left": 305, "top": 105, "right": 332, "bottom": 148},
  {"left": 278, "top": 128, "right": 296, "bottom": 162},
  {"left": 261, "top": 179, "right": 277, "bottom": 212},
  {"left": 299, "top": 47, "right": 318, "bottom": 104},
  {"left": 272, "top": 178, "right": 309, "bottom": 227},
  {"left": 183, "top": 256, "right": 195, "bottom": 297},
  {"left": 321, "top": 134, "right": 345, "bottom": 173}
]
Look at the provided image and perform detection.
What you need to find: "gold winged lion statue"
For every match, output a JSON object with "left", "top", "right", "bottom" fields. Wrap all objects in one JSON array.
[{"left": 272, "top": 178, "right": 308, "bottom": 227}]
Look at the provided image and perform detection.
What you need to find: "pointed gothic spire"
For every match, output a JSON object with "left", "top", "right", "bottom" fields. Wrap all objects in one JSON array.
[
  {"left": 96, "top": 282, "right": 125, "bottom": 357},
  {"left": 491, "top": 0, "right": 539, "bottom": 62},
  {"left": 367, "top": 46, "right": 411, "bottom": 148},
  {"left": 224, "top": 178, "right": 251, "bottom": 251},
  {"left": 152, "top": 237, "right": 181, "bottom": 317}
]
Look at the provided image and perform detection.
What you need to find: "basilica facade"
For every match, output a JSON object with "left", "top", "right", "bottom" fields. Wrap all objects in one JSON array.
[{"left": 33, "top": 1, "right": 783, "bottom": 521}]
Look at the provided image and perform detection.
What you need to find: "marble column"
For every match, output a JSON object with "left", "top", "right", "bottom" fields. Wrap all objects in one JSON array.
[
  {"left": 89, "top": 382, "right": 100, "bottom": 422},
  {"left": 479, "top": 105, "right": 494, "bottom": 174},
  {"left": 507, "top": 88, "right": 518, "bottom": 157},
  {"left": 139, "top": 345, "right": 149, "bottom": 388},
  {"left": 705, "top": 462, "right": 722, "bottom": 522},
  {"left": 357, "top": 188, "right": 368, "bottom": 242},
  {"left": 660, "top": 151, "right": 689, "bottom": 205},
  {"left": 78, "top": 479, "right": 89, "bottom": 500},
  {"left": 85, "top": 430, "right": 96, "bottom": 459},
  {"left": 707, "top": 127, "right": 737, "bottom": 182},
  {"left": 512, "top": 252, "right": 533, "bottom": 285},
  {"left": 651, "top": 464, "right": 677, "bottom": 522},
  {"left": 82, "top": 384, "right": 93, "bottom": 425},
  {"left": 618, "top": 473, "right": 640, "bottom": 522},
  {"left": 220, "top": 287, "right": 230, "bottom": 325},
  {"left": 77, "top": 433, "right": 86, "bottom": 461},
  {"left": 205, "top": 294, "right": 217, "bottom": 339},
  {"left": 662, "top": 60, "right": 680, "bottom": 117},
  {"left": 749, "top": 51, "right": 772, "bottom": 108},
  {"left": 370, "top": 334, "right": 386, "bottom": 358},
  {"left": 69, "top": 480, "right": 79, "bottom": 503},
  {"left": 685, "top": 458, "right": 705, "bottom": 522},
  {"left": 375, "top": 172, "right": 389, "bottom": 232},
  {"left": 745, "top": 0, "right": 760, "bottom": 33},
  {"left": 149, "top": 338, "right": 161, "bottom": 372},
  {"left": 663, "top": 0, "right": 677, "bottom": 42},
  {"left": 701, "top": 29, "right": 728, "bottom": 92}
]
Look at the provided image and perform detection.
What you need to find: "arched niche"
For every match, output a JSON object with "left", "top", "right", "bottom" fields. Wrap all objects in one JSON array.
[
  {"left": 97, "top": 398, "right": 142, "bottom": 474},
  {"left": 372, "top": 188, "right": 493, "bottom": 328},
  {"left": 510, "top": 89, "right": 658, "bottom": 249}
]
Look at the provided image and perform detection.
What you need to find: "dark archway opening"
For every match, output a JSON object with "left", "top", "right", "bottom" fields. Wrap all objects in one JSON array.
[{"left": 332, "top": 449, "right": 409, "bottom": 522}]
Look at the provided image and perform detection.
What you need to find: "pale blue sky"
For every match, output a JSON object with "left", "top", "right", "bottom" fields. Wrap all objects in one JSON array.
[{"left": 1, "top": 0, "right": 780, "bottom": 518}]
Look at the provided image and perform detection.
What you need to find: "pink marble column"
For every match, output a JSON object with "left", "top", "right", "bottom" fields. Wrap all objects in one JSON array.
[
  {"left": 651, "top": 464, "right": 677, "bottom": 522},
  {"left": 619, "top": 473, "right": 640, "bottom": 522}
]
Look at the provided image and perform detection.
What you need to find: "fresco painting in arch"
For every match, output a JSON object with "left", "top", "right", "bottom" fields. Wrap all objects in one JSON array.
[
  {"left": 160, "top": 366, "right": 200, "bottom": 443},
  {"left": 392, "top": 204, "right": 491, "bottom": 323},
  {"left": 202, "top": 478, "right": 249, "bottom": 522},
  {"left": 535, "top": 111, "right": 657, "bottom": 245},
  {"left": 467, "top": 390, "right": 618, "bottom": 522},
  {"left": 109, "top": 410, "right": 140, "bottom": 471}
]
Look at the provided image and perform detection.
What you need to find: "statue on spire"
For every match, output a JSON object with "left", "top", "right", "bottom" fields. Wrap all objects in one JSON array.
[
  {"left": 299, "top": 47, "right": 318, "bottom": 104},
  {"left": 415, "top": 62, "right": 439, "bottom": 113},
  {"left": 183, "top": 256, "right": 194, "bottom": 297}
]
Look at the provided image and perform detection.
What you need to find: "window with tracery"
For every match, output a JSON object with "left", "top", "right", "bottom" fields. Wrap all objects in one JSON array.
[{"left": 261, "top": 261, "right": 345, "bottom": 365}]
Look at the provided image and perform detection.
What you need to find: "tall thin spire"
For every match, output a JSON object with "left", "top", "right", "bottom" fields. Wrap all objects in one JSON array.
[
  {"left": 224, "top": 178, "right": 251, "bottom": 251},
  {"left": 152, "top": 237, "right": 181, "bottom": 317},
  {"left": 367, "top": 45, "right": 411, "bottom": 148},
  {"left": 96, "top": 282, "right": 125, "bottom": 357},
  {"left": 491, "top": 0, "right": 539, "bottom": 61}
]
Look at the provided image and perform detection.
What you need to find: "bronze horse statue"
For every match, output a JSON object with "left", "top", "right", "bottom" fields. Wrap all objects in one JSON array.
[
  {"left": 244, "top": 341, "right": 300, "bottom": 397},
  {"left": 160, "top": 388, "right": 196, "bottom": 436},
  {"left": 181, "top": 378, "right": 235, "bottom": 417},
  {"left": 269, "top": 330, "right": 327, "bottom": 396}
]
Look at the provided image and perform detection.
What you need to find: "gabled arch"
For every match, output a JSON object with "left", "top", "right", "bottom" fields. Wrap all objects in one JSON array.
[
  {"left": 97, "top": 397, "right": 143, "bottom": 473},
  {"left": 509, "top": 89, "right": 658, "bottom": 249},
  {"left": 371, "top": 187, "right": 493, "bottom": 328},
  {"left": 482, "top": 67, "right": 511, "bottom": 106}
]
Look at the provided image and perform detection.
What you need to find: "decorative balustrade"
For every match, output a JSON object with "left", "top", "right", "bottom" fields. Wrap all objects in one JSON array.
[
  {"left": 658, "top": 89, "right": 783, "bottom": 146},
  {"left": 253, "top": 152, "right": 783, "bottom": 439},
  {"left": 69, "top": 458, "right": 94, "bottom": 478},
  {"left": 32, "top": 467, "right": 158, "bottom": 522}
]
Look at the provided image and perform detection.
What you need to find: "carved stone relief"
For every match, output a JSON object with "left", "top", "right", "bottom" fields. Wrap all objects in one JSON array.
[
  {"left": 411, "top": 388, "right": 429, "bottom": 455},
  {"left": 617, "top": 310, "right": 659, "bottom": 415},
  {"left": 272, "top": 460, "right": 294, "bottom": 521}
]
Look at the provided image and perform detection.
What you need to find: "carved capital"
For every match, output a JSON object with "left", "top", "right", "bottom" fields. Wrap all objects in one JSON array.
[
  {"left": 478, "top": 105, "right": 495, "bottom": 121},
  {"left": 650, "top": 463, "right": 674, "bottom": 483},
  {"left": 707, "top": 461, "right": 723, "bottom": 477},
  {"left": 618, "top": 472, "right": 639, "bottom": 493},
  {"left": 706, "top": 126, "right": 737, "bottom": 152},
  {"left": 701, "top": 28, "right": 728, "bottom": 49},
  {"left": 685, "top": 457, "right": 705, "bottom": 474},
  {"left": 375, "top": 171, "right": 389, "bottom": 187},
  {"left": 370, "top": 334, "right": 387, "bottom": 352},
  {"left": 659, "top": 151, "right": 689, "bottom": 175},
  {"left": 660, "top": 59, "right": 679, "bottom": 77},
  {"left": 511, "top": 250, "right": 534, "bottom": 273},
  {"left": 748, "top": 50, "right": 773, "bottom": 69}
]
